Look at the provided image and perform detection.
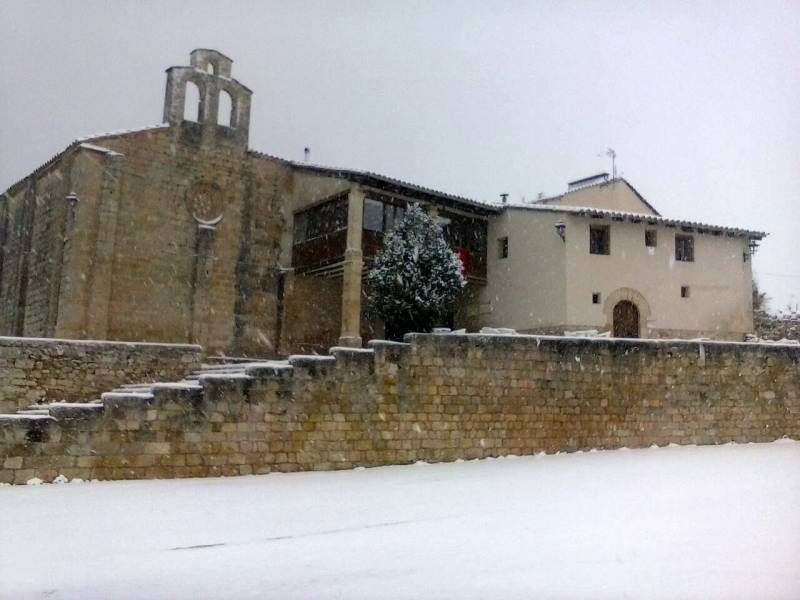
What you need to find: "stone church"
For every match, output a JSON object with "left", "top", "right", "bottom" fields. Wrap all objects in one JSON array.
[{"left": 0, "top": 50, "right": 764, "bottom": 356}]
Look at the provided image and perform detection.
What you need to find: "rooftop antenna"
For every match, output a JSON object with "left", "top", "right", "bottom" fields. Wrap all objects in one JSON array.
[
  {"left": 605, "top": 148, "right": 617, "bottom": 178},
  {"left": 500, "top": 193, "right": 509, "bottom": 205},
  {"left": 303, "top": 147, "right": 310, "bottom": 163}
]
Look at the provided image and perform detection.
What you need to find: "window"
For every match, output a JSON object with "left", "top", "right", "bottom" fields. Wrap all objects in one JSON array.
[
  {"left": 292, "top": 212, "right": 307, "bottom": 244},
  {"left": 675, "top": 235, "right": 694, "bottom": 262},
  {"left": 681, "top": 285, "right": 690, "bottom": 298},
  {"left": 364, "top": 199, "right": 384, "bottom": 232},
  {"left": 441, "top": 211, "right": 487, "bottom": 255},
  {"left": 592, "top": 293, "right": 601, "bottom": 304},
  {"left": 589, "top": 225, "right": 610, "bottom": 255},
  {"left": 384, "top": 203, "right": 404, "bottom": 232},
  {"left": 498, "top": 237, "right": 509, "bottom": 259},
  {"left": 293, "top": 196, "right": 348, "bottom": 243},
  {"left": 363, "top": 198, "right": 405, "bottom": 233},
  {"left": 645, "top": 229, "right": 657, "bottom": 247}
]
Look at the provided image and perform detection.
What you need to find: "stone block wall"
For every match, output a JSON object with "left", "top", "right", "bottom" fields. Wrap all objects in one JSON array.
[
  {"left": 280, "top": 273, "right": 342, "bottom": 355},
  {"left": 0, "top": 334, "right": 797, "bottom": 484},
  {"left": 1, "top": 126, "right": 291, "bottom": 357},
  {"left": 0, "top": 336, "right": 202, "bottom": 413}
]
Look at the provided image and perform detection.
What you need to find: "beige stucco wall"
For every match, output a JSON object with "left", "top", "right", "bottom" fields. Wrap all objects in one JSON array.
[
  {"left": 541, "top": 179, "right": 658, "bottom": 215},
  {"left": 564, "top": 215, "right": 754, "bottom": 339},
  {"left": 479, "top": 209, "right": 567, "bottom": 330},
  {"left": 481, "top": 207, "right": 754, "bottom": 340}
]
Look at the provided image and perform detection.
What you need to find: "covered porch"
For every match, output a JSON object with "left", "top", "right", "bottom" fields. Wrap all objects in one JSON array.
[{"left": 281, "top": 171, "right": 494, "bottom": 354}]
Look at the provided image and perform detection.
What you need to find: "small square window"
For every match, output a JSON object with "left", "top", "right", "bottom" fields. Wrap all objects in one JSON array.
[
  {"left": 589, "top": 225, "right": 610, "bottom": 255},
  {"left": 592, "top": 293, "right": 601, "bottom": 304},
  {"left": 681, "top": 285, "right": 690, "bottom": 298},
  {"left": 675, "top": 235, "right": 694, "bottom": 262},
  {"left": 645, "top": 230, "right": 657, "bottom": 247},
  {"left": 498, "top": 237, "right": 509, "bottom": 259}
]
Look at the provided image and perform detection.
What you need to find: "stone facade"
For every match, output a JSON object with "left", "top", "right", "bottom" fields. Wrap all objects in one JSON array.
[
  {"left": 0, "top": 49, "right": 768, "bottom": 355},
  {"left": 0, "top": 50, "right": 495, "bottom": 356},
  {"left": 0, "top": 336, "right": 202, "bottom": 413},
  {"left": 0, "top": 122, "right": 290, "bottom": 357},
  {"left": 1, "top": 334, "right": 797, "bottom": 484}
]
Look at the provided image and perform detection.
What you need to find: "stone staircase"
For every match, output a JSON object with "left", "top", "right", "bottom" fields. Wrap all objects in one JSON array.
[
  {"left": 0, "top": 342, "right": 390, "bottom": 432},
  {"left": 0, "top": 359, "right": 297, "bottom": 424}
]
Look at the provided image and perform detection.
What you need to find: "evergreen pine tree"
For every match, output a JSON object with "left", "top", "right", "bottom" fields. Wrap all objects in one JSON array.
[{"left": 367, "top": 203, "right": 466, "bottom": 340}]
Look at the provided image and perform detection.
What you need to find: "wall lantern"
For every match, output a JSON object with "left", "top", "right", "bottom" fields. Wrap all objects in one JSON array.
[
  {"left": 554, "top": 221, "right": 566, "bottom": 242},
  {"left": 744, "top": 238, "right": 759, "bottom": 262}
]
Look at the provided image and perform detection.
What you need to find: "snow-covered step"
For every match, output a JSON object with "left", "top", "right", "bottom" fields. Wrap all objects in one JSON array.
[
  {"left": 109, "top": 389, "right": 154, "bottom": 396},
  {"left": 150, "top": 382, "right": 203, "bottom": 392},
  {"left": 0, "top": 413, "right": 55, "bottom": 423},
  {"left": 47, "top": 403, "right": 105, "bottom": 419},
  {"left": 101, "top": 391, "right": 154, "bottom": 409},
  {"left": 200, "top": 361, "right": 277, "bottom": 370},
  {"left": 197, "top": 363, "right": 251, "bottom": 372}
]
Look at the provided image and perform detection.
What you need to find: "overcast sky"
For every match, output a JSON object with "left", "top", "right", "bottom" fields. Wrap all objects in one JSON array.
[{"left": 2, "top": 1, "right": 798, "bottom": 311}]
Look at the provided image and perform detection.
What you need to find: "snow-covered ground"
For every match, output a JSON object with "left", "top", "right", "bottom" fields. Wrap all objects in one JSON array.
[{"left": 2, "top": 441, "right": 799, "bottom": 600}]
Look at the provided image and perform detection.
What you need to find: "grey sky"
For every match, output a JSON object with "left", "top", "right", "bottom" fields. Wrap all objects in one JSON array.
[{"left": 2, "top": 0, "right": 798, "bottom": 310}]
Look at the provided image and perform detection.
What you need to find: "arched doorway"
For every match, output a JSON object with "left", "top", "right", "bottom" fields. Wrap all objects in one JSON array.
[{"left": 613, "top": 300, "right": 640, "bottom": 338}]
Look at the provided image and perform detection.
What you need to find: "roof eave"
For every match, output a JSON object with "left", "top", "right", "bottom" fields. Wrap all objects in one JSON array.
[
  {"left": 503, "top": 204, "right": 766, "bottom": 239},
  {"left": 289, "top": 164, "right": 500, "bottom": 215}
]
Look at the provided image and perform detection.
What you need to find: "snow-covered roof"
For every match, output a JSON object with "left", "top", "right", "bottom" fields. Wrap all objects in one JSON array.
[
  {"left": 3, "top": 124, "right": 168, "bottom": 196},
  {"left": 267, "top": 157, "right": 499, "bottom": 215},
  {"left": 505, "top": 202, "right": 766, "bottom": 239}
]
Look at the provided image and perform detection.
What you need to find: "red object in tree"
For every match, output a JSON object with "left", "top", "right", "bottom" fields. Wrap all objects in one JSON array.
[{"left": 457, "top": 248, "right": 470, "bottom": 275}]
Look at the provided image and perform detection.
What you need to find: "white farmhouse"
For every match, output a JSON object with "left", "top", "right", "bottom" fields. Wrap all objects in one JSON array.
[{"left": 482, "top": 174, "right": 764, "bottom": 340}]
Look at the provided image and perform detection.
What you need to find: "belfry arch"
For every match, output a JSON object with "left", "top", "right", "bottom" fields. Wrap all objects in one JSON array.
[{"left": 163, "top": 49, "right": 252, "bottom": 148}]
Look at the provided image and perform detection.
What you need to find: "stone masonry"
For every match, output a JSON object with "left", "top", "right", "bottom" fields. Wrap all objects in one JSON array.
[
  {"left": 0, "top": 336, "right": 202, "bottom": 413},
  {"left": 0, "top": 334, "right": 797, "bottom": 484},
  {"left": 0, "top": 50, "right": 290, "bottom": 356}
]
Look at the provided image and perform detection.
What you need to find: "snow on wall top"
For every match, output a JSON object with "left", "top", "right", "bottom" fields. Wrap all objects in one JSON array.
[{"left": 0, "top": 335, "right": 201, "bottom": 350}]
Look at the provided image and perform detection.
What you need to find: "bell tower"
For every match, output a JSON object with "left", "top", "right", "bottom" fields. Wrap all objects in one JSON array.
[{"left": 163, "top": 49, "right": 252, "bottom": 148}]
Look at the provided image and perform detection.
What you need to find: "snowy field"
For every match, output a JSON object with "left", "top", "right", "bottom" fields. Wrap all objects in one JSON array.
[{"left": 2, "top": 441, "right": 799, "bottom": 600}]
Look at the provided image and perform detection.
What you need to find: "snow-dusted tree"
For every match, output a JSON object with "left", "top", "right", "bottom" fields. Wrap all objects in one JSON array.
[{"left": 367, "top": 203, "right": 466, "bottom": 340}]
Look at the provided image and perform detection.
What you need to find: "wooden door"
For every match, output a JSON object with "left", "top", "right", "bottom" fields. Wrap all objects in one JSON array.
[{"left": 613, "top": 300, "right": 640, "bottom": 338}]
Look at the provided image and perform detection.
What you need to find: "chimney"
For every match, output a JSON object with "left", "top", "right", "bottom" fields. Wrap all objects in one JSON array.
[
  {"left": 567, "top": 173, "right": 609, "bottom": 192},
  {"left": 500, "top": 193, "right": 509, "bottom": 205}
]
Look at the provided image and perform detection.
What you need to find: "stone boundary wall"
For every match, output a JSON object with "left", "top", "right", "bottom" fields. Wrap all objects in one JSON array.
[
  {"left": 0, "top": 336, "right": 203, "bottom": 413},
  {"left": 0, "top": 334, "right": 798, "bottom": 484}
]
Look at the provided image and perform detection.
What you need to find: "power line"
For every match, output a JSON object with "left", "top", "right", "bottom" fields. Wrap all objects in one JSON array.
[{"left": 754, "top": 271, "right": 800, "bottom": 279}]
